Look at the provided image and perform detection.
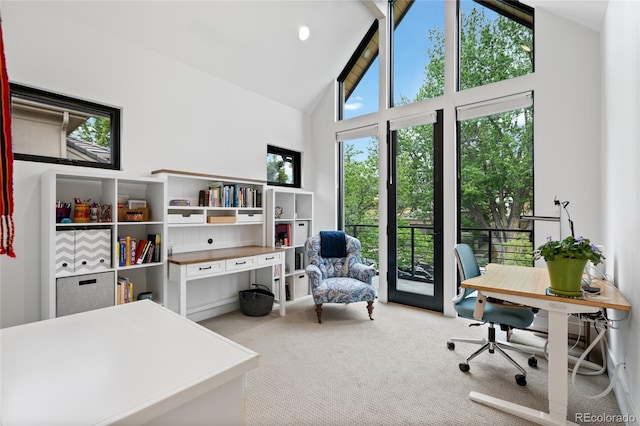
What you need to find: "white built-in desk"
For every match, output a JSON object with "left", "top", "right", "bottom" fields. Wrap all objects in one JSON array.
[
  {"left": 1, "top": 300, "right": 259, "bottom": 425},
  {"left": 168, "top": 245, "right": 286, "bottom": 318}
]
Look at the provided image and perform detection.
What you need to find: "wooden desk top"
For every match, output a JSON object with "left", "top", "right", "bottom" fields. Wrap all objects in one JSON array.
[
  {"left": 168, "top": 245, "right": 285, "bottom": 265},
  {"left": 462, "top": 263, "right": 631, "bottom": 312}
]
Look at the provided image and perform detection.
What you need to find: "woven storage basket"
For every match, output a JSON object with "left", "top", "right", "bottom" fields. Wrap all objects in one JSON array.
[{"left": 239, "top": 284, "right": 274, "bottom": 317}]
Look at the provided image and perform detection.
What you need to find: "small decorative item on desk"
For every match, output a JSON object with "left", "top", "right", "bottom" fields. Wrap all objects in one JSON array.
[
  {"left": 274, "top": 206, "right": 283, "bottom": 219},
  {"left": 90, "top": 204, "right": 99, "bottom": 222},
  {"left": 55, "top": 201, "right": 71, "bottom": 223},
  {"left": 98, "top": 204, "right": 112, "bottom": 222},
  {"left": 73, "top": 199, "right": 91, "bottom": 223},
  {"left": 535, "top": 235, "right": 605, "bottom": 297}
]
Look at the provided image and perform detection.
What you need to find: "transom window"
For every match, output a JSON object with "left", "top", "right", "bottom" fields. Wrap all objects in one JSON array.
[
  {"left": 267, "top": 145, "right": 301, "bottom": 188},
  {"left": 10, "top": 83, "right": 121, "bottom": 170}
]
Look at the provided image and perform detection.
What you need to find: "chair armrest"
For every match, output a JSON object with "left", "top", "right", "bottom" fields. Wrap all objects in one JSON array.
[
  {"left": 452, "top": 287, "right": 466, "bottom": 304},
  {"left": 349, "top": 263, "right": 376, "bottom": 284},
  {"left": 306, "top": 264, "right": 322, "bottom": 288}
]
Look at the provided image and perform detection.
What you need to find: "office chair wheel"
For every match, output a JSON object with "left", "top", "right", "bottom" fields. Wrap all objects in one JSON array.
[
  {"left": 515, "top": 374, "right": 527, "bottom": 386},
  {"left": 459, "top": 363, "right": 470, "bottom": 372},
  {"left": 528, "top": 356, "right": 538, "bottom": 368},
  {"left": 447, "top": 342, "right": 455, "bottom": 350}
]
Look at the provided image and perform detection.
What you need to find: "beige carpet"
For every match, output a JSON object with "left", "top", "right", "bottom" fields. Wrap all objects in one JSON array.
[{"left": 200, "top": 299, "right": 622, "bottom": 425}]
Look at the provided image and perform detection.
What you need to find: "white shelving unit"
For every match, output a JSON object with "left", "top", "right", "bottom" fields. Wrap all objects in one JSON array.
[
  {"left": 152, "top": 170, "right": 265, "bottom": 253},
  {"left": 265, "top": 188, "right": 314, "bottom": 302},
  {"left": 40, "top": 169, "right": 165, "bottom": 319},
  {"left": 152, "top": 170, "right": 285, "bottom": 320}
]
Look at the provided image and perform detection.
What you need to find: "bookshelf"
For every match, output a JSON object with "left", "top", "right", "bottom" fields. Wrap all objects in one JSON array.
[
  {"left": 264, "top": 188, "right": 314, "bottom": 302},
  {"left": 151, "top": 170, "right": 285, "bottom": 320},
  {"left": 40, "top": 169, "right": 166, "bottom": 319}
]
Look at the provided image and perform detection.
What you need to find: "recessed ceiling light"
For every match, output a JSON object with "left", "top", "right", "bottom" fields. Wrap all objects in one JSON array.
[{"left": 298, "top": 26, "right": 310, "bottom": 41}]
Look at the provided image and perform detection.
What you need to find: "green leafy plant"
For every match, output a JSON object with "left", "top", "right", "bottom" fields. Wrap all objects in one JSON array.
[{"left": 534, "top": 235, "right": 604, "bottom": 265}]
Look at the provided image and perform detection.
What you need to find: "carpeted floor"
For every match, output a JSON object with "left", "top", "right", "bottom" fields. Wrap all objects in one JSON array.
[{"left": 200, "top": 299, "right": 623, "bottom": 425}]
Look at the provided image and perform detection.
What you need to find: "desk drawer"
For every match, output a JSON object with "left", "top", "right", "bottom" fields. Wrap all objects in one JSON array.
[
  {"left": 257, "top": 252, "right": 283, "bottom": 266},
  {"left": 226, "top": 256, "right": 257, "bottom": 272},
  {"left": 186, "top": 261, "right": 224, "bottom": 278}
]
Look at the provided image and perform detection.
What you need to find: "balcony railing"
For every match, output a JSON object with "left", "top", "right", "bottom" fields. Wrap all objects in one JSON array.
[{"left": 345, "top": 223, "right": 534, "bottom": 281}]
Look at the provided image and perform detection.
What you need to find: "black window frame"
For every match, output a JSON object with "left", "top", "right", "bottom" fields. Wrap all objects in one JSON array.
[
  {"left": 10, "top": 82, "right": 121, "bottom": 170},
  {"left": 266, "top": 145, "right": 301, "bottom": 188}
]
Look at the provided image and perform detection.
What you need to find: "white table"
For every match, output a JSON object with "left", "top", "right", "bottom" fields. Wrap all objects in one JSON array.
[
  {"left": 168, "top": 245, "right": 286, "bottom": 318},
  {"left": 1, "top": 300, "right": 259, "bottom": 425},
  {"left": 461, "top": 264, "right": 631, "bottom": 426}
]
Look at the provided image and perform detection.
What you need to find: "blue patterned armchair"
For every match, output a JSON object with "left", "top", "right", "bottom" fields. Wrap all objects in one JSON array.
[{"left": 305, "top": 232, "right": 377, "bottom": 323}]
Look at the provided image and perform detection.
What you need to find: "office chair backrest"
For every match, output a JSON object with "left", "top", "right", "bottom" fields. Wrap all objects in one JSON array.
[{"left": 453, "top": 243, "right": 481, "bottom": 301}]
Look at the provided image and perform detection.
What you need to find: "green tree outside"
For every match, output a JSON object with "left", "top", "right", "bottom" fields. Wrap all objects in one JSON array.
[{"left": 343, "top": 4, "right": 534, "bottom": 270}]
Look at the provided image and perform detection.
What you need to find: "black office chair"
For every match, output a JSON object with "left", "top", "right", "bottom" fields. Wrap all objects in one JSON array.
[{"left": 447, "top": 243, "right": 537, "bottom": 386}]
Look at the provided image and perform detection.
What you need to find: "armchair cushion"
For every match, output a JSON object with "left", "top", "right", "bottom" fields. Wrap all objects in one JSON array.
[
  {"left": 320, "top": 230, "right": 347, "bottom": 258},
  {"left": 312, "top": 277, "right": 377, "bottom": 304}
]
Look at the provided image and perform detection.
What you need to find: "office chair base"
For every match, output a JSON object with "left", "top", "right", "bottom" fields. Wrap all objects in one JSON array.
[{"left": 449, "top": 329, "right": 530, "bottom": 386}]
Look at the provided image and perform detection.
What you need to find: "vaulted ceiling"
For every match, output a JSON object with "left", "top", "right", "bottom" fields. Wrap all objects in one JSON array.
[
  {"left": 72, "top": 0, "right": 377, "bottom": 114},
  {"left": 57, "top": 1, "right": 607, "bottom": 115}
]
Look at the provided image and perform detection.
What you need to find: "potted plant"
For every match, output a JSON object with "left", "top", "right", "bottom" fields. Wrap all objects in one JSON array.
[{"left": 534, "top": 235, "right": 604, "bottom": 297}]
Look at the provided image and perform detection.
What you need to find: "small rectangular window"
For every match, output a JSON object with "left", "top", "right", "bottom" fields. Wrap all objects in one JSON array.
[
  {"left": 267, "top": 145, "right": 301, "bottom": 188},
  {"left": 10, "top": 83, "right": 121, "bottom": 170}
]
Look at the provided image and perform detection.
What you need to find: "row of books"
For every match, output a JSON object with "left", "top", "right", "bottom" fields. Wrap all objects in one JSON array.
[
  {"left": 117, "top": 276, "right": 134, "bottom": 304},
  {"left": 117, "top": 234, "right": 162, "bottom": 266},
  {"left": 198, "top": 183, "right": 262, "bottom": 208}
]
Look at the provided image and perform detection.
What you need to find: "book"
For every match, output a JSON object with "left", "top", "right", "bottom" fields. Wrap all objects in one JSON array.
[
  {"left": 134, "top": 239, "right": 147, "bottom": 264},
  {"left": 118, "top": 236, "right": 127, "bottom": 267},
  {"left": 117, "top": 276, "right": 129, "bottom": 304},
  {"left": 144, "top": 243, "right": 155, "bottom": 263},
  {"left": 129, "top": 238, "right": 137, "bottom": 266},
  {"left": 125, "top": 236, "right": 131, "bottom": 266},
  {"left": 148, "top": 233, "right": 161, "bottom": 262}
]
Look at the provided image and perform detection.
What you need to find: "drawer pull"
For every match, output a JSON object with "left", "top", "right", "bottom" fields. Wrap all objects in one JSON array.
[
  {"left": 265, "top": 256, "right": 275, "bottom": 260},
  {"left": 236, "top": 261, "right": 247, "bottom": 265},
  {"left": 199, "top": 265, "right": 212, "bottom": 271},
  {"left": 79, "top": 278, "right": 97, "bottom": 286}
]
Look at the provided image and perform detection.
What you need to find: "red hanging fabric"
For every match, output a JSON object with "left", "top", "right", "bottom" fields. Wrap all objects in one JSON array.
[{"left": 0, "top": 18, "right": 15, "bottom": 258}]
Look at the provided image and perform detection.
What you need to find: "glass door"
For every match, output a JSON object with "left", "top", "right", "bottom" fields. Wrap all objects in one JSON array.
[
  {"left": 388, "top": 111, "right": 443, "bottom": 311},
  {"left": 338, "top": 134, "right": 380, "bottom": 287}
]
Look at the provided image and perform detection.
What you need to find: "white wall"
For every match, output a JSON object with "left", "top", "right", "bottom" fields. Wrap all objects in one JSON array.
[
  {"left": 0, "top": 2, "right": 309, "bottom": 327},
  {"left": 601, "top": 0, "right": 639, "bottom": 418}
]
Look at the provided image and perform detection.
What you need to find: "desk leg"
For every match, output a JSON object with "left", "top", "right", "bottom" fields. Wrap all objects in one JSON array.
[
  {"left": 468, "top": 310, "right": 577, "bottom": 426},
  {"left": 279, "top": 259, "right": 286, "bottom": 316},
  {"left": 547, "top": 310, "right": 570, "bottom": 422},
  {"left": 179, "top": 271, "right": 187, "bottom": 317}
]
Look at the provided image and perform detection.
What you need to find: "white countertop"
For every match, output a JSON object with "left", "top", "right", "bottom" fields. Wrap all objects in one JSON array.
[{"left": 1, "top": 300, "right": 259, "bottom": 425}]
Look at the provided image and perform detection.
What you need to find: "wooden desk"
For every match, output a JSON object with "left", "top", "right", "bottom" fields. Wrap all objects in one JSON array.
[
  {"left": 168, "top": 245, "right": 286, "bottom": 318},
  {"left": 462, "top": 264, "right": 630, "bottom": 426},
  {"left": 1, "top": 300, "right": 259, "bottom": 425}
]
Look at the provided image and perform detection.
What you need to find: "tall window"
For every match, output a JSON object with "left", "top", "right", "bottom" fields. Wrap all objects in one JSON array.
[
  {"left": 392, "top": 0, "right": 445, "bottom": 106},
  {"left": 338, "top": 21, "right": 380, "bottom": 120},
  {"left": 457, "top": 93, "right": 534, "bottom": 266},
  {"left": 458, "top": 0, "right": 534, "bottom": 91}
]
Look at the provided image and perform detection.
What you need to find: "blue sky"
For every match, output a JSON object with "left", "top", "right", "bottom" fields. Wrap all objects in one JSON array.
[{"left": 344, "top": 0, "right": 445, "bottom": 119}]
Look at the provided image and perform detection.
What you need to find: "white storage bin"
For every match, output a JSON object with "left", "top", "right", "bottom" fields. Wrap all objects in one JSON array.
[
  {"left": 294, "top": 273, "right": 308, "bottom": 299},
  {"left": 56, "top": 271, "right": 115, "bottom": 317},
  {"left": 294, "top": 221, "right": 309, "bottom": 246}
]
